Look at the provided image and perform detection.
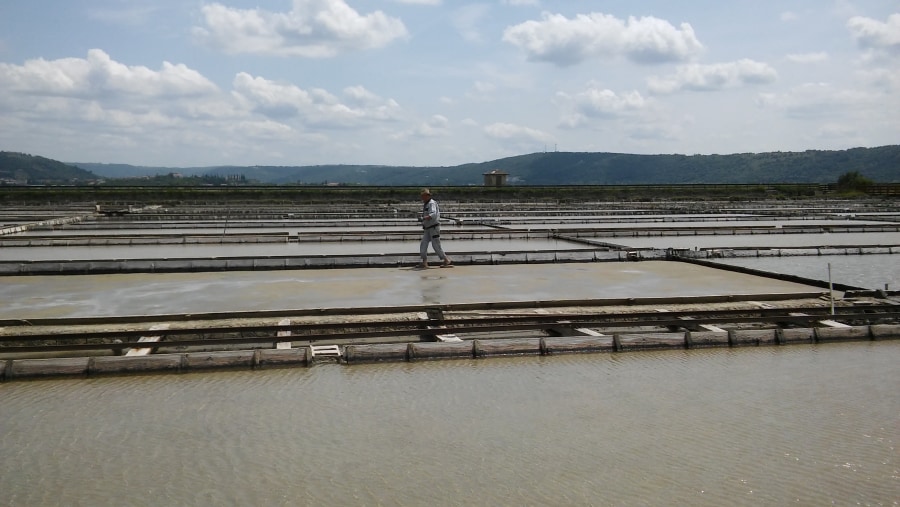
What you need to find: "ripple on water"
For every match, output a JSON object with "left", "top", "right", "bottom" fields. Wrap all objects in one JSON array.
[{"left": 0, "top": 342, "right": 897, "bottom": 506}]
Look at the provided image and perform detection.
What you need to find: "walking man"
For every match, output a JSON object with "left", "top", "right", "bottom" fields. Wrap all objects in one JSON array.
[{"left": 419, "top": 188, "right": 452, "bottom": 268}]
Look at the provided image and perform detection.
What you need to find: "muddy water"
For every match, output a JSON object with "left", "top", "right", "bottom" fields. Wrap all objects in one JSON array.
[{"left": 1, "top": 342, "right": 897, "bottom": 506}]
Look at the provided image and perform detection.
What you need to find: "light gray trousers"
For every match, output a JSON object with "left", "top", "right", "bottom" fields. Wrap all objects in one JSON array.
[{"left": 420, "top": 225, "right": 447, "bottom": 260}]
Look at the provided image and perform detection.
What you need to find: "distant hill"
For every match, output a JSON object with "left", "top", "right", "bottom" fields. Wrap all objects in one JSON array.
[
  {"left": 72, "top": 145, "right": 899, "bottom": 185},
  {"left": 0, "top": 151, "right": 100, "bottom": 184},
  {"left": 468, "top": 146, "right": 900, "bottom": 185},
  {"left": 64, "top": 162, "right": 177, "bottom": 179}
]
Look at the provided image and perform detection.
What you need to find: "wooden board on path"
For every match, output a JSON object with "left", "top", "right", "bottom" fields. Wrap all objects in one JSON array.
[{"left": 125, "top": 324, "right": 170, "bottom": 356}]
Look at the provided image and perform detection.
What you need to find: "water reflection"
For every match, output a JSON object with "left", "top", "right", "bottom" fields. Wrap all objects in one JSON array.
[{"left": 418, "top": 270, "right": 448, "bottom": 305}]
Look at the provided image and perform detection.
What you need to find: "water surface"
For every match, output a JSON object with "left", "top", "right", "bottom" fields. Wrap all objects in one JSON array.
[
  {"left": 1, "top": 343, "right": 897, "bottom": 506},
  {"left": 711, "top": 254, "right": 899, "bottom": 290}
]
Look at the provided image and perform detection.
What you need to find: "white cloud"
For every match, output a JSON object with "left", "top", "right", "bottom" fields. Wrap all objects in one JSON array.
[
  {"left": 648, "top": 59, "right": 777, "bottom": 94},
  {"left": 2, "top": 1, "right": 897, "bottom": 167},
  {"left": 484, "top": 122, "right": 553, "bottom": 143},
  {"left": 465, "top": 80, "right": 497, "bottom": 100},
  {"left": 780, "top": 11, "right": 798, "bottom": 22},
  {"left": 0, "top": 51, "right": 400, "bottom": 154},
  {"left": 578, "top": 87, "right": 646, "bottom": 116},
  {"left": 392, "top": 0, "right": 441, "bottom": 5},
  {"left": 423, "top": 114, "right": 449, "bottom": 129},
  {"left": 232, "top": 73, "right": 401, "bottom": 127},
  {"left": 343, "top": 85, "right": 397, "bottom": 109},
  {"left": 786, "top": 52, "right": 829, "bottom": 63},
  {"left": 0, "top": 49, "right": 408, "bottom": 166},
  {"left": 0, "top": 50, "right": 241, "bottom": 161},
  {"left": 847, "top": 13, "right": 900, "bottom": 58},
  {"left": 857, "top": 67, "right": 900, "bottom": 92},
  {"left": 388, "top": 114, "right": 450, "bottom": 141},
  {"left": 231, "top": 73, "right": 313, "bottom": 118},
  {"left": 0, "top": 49, "right": 218, "bottom": 99},
  {"left": 556, "top": 84, "right": 647, "bottom": 126},
  {"left": 452, "top": 4, "right": 491, "bottom": 43},
  {"left": 756, "top": 82, "right": 871, "bottom": 118},
  {"left": 502, "top": 12, "right": 703, "bottom": 66},
  {"left": 194, "top": 0, "right": 408, "bottom": 57},
  {"left": 229, "top": 118, "right": 298, "bottom": 142},
  {"left": 814, "top": 122, "right": 859, "bottom": 140},
  {"left": 88, "top": 4, "right": 160, "bottom": 25},
  {"left": 628, "top": 122, "right": 683, "bottom": 142},
  {"left": 557, "top": 112, "right": 588, "bottom": 129}
]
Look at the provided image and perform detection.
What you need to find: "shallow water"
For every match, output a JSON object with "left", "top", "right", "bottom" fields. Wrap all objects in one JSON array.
[
  {"left": 0, "top": 238, "right": 594, "bottom": 261},
  {"left": 712, "top": 254, "right": 899, "bottom": 290},
  {"left": 1, "top": 342, "right": 897, "bottom": 506},
  {"left": 0, "top": 261, "right": 821, "bottom": 319},
  {"left": 604, "top": 231, "right": 900, "bottom": 250}
]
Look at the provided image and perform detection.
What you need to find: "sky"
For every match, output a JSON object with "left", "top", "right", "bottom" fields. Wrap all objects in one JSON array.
[{"left": 0, "top": 1, "right": 898, "bottom": 168}]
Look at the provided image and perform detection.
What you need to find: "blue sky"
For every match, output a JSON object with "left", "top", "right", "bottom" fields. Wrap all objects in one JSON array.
[{"left": 1, "top": 0, "right": 898, "bottom": 168}]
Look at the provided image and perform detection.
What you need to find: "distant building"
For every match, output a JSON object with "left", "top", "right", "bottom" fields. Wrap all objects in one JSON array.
[{"left": 483, "top": 170, "right": 508, "bottom": 187}]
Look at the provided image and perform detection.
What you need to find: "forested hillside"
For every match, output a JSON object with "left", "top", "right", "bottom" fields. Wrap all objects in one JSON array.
[
  {"left": 179, "top": 145, "right": 900, "bottom": 185},
  {"left": 471, "top": 146, "right": 900, "bottom": 185},
  {"left": 6, "top": 145, "right": 898, "bottom": 186},
  {"left": 1, "top": 152, "right": 99, "bottom": 184}
]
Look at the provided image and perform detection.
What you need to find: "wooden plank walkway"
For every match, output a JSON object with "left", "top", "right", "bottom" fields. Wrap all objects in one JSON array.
[
  {"left": 125, "top": 324, "right": 169, "bottom": 356},
  {"left": 790, "top": 312, "right": 852, "bottom": 328},
  {"left": 276, "top": 318, "right": 292, "bottom": 349},
  {"left": 417, "top": 312, "right": 463, "bottom": 342}
]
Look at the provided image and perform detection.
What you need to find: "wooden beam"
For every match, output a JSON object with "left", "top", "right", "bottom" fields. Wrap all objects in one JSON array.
[
  {"left": 125, "top": 324, "right": 169, "bottom": 356},
  {"left": 789, "top": 312, "right": 852, "bottom": 328},
  {"left": 546, "top": 320, "right": 606, "bottom": 337},
  {"left": 276, "top": 318, "right": 292, "bottom": 349},
  {"left": 417, "top": 312, "right": 463, "bottom": 342}
]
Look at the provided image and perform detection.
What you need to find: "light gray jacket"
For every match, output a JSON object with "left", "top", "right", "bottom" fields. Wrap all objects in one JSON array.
[{"left": 422, "top": 198, "right": 440, "bottom": 229}]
